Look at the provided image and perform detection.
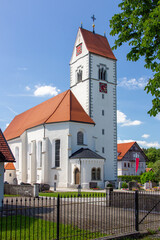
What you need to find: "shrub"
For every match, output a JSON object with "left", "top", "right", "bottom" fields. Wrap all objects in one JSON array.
[
  {"left": 107, "top": 183, "right": 113, "bottom": 187},
  {"left": 122, "top": 182, "right": 128, "bottom": 189},
  {"left": 118, "top": 175, "right": 141, "bottom": 183},
  {"left": 140, "top": 171, "right": 157, "bottom": 184}
]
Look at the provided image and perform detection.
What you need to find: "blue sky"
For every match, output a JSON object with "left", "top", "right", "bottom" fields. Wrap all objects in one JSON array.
[{"left": 0, "top": 0, "right": 159, "bottom": 148}]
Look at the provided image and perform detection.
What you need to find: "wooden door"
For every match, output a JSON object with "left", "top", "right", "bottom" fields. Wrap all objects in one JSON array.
[{"left": 75, "top": 168, "right": 80, "bottom": 184}]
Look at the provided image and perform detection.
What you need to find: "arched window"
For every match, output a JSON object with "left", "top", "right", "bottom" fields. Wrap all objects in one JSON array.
[
  {"left": 15, "top": 147, "right": 19, "bottom": 170},
  {"left": 77, "top": 131, "right": 84, "bottom": 145},
  {"left": 55, "top": 140, "right": 60, "bottom": 167},
  {"left": 77, "top": 69, "right": 82, "bottom": 82},
  {"left": 124, "top": 162, "right": 126, "bottom": 167},
  {"left": 98, "top": 67, "right": 106, "bottom": 81},
  {"left": 91, "top": 168, "right": 96, "bottom": 180},
  {"left": 97, "top": 168, "right": 101, "bottom": 180},
  {"left": 37, "top": 141, "right": 42, "bottom": 168}
]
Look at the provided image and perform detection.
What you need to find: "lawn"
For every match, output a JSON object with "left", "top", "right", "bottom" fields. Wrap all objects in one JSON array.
[
  {"left": 39, "top": 192, "right": 105, "bottom": 198},
  {"left": 0, "top": 215, "right": 106, "bottom": 240}
]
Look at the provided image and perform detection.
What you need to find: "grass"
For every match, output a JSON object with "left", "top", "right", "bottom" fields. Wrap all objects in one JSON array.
[
  {"left": 39, "top": 192, "right": 105, "bottom": 198},
  {"left": 0, "top": 215, "right": 106, "bottom": 240}
]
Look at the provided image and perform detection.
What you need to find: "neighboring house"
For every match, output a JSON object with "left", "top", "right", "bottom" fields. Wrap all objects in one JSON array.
[
  {"left": 117, "top": 142, "right": 147, "bottom": 176},
  {"left": 4, "top": 162, "right": 17, "bottom": 184},
  {"left": 4, "top": 27, "right": 117, "bottom": 189},
  {"left": 146, "top": 168, "right": 153, "bottom": 172},
  {"left": 0, "top": 129, "right": 15, "bottom": 206}
]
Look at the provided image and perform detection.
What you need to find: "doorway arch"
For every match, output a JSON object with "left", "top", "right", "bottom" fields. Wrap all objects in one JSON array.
[{"left": 74, "top": 168, "right": 80, "bottom": 185}]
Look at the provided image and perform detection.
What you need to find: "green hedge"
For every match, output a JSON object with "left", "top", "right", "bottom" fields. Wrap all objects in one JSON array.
[{"left": 118, "top": 175, "right": 141, "bottom": 183}]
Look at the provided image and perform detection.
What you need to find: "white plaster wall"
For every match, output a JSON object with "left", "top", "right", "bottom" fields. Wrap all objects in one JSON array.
[
  {"left": 70, "top": 158, "right": 104, "bottom": 189},
  {"left": 119, "top": 161, "right": 146, "bottom": 176},
  {"left": 7, "top": 138, "right": 22, "bottom": 183},
  {"left": 4, "top": 169, "right": 16, "bottom": 184},
  {"left": 45, "top": 123, "right": 70, "bottom": 188},
  {"left": 0, "top": 162, "right": 4, "bottom": 207}
]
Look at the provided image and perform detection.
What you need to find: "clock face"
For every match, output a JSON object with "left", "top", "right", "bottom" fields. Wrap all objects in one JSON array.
[
  {"left": 76, "top": 43, "right": 82, "bottom": 56},
  {"left": 99, "top": 82, "right": 107, "bottom": 93}
]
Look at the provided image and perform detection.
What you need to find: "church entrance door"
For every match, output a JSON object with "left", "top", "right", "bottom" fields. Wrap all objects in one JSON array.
[{"left": 74, "top": 168, "right": 80, "bottom": 185}]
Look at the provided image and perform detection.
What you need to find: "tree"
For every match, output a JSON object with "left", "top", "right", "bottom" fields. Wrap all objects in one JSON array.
[
  {"left": 152, "top": 160, "right": 160, "bottom": 180},
  {"left": 140, "top": 171, "right": 156, "bottom": 184},
  {"left": 110, "top": 0, "right": 160, "bottom": 116}
]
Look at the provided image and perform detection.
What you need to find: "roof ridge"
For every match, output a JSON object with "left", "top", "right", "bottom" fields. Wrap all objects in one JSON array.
[{"left": 45, "top": 90, "right": 70, "bottom": 123}]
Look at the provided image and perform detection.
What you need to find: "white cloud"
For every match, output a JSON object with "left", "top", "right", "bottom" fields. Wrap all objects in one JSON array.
[
  {"left": 25, "top": 86, "right": 31, "bottom": 91},
  {"left": 137, "top": 140, "right": 160, "bottom": 148},
  {"left": 142, "top": 134, "right": 150, "bottom": 139},
  {"left": 118, "top": 76, "right": 148, "bottom": 89},
  {"left": 117, "top": 110, "right": 142, "bottom": 127},
  {"left": 34, "top": 85, "right": 60, "bottom": 97},
  {"left": 118, "top": 139, "right": 160, "bottom": 148}
]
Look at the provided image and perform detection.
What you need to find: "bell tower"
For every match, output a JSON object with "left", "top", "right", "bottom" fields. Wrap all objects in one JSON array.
[{"left": 70, "top": 25, "right": 117, "bottom": 183}]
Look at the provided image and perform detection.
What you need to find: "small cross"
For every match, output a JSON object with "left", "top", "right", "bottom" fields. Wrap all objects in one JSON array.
[
  {"left": 91, "top": 14, "right": 96, "bottom": 33},
  {"left": 91, "top": 14, "right": 96, "bottom": 23}
]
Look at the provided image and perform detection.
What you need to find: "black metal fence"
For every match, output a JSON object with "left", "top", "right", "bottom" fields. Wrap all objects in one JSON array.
[{"left": 0, "top": 191, "right": 160, "bottom": 240}]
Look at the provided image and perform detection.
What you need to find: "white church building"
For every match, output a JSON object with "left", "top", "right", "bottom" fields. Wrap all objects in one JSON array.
[{"left": 4, "top": 27, "right": 117, "bottom": 189}]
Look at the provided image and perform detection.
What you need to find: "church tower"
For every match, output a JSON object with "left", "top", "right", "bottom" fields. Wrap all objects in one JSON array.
[{"left": 70, "top": 26, "right": 117, "bottom": 183}]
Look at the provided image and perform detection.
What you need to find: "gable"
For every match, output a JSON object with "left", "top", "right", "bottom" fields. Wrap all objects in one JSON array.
[
  {"left": 4, "top": 90, "right": 95, "bottom": 141},
  {"left": 0, "top": 129, "right": 15, "bottom": 162}
]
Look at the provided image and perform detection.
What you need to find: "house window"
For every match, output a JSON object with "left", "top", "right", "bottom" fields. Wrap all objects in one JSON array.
[
  {"left": 128, "top": 163, "right": 130, "bottom": 168},
  {"left": 98, "top": 67, "right": 106, "bottom": 80},
  {"left": 102, "top": 147, "right": 105, "bottom": 153},
  {"left": 15, "top": 147, "right": 19, "bottom": 170},
  {"left": 102, "top": 129, "right": 105, "bottom": 135},
  {"left": 9, "top": 173, "right": 12, "bottom": 177},
  {"left": 133, "top": 153, "right": 139, "bottom": 160},
  {"left": 77, "top": 69, "right": 82, "bottom": 82},
  {"left": 97, "top": 168, "right": 101, "bottom": 180},
  {"left": 37, "top": 141, "right": 42, "bottom": 168},
  {"left": 102, "top": 94, "right": 104, "bottom": 99},
  {"left": 102, "top": 110, "right": 104, "bottom": 116},
  {"left": 54, "top": 175, "right": 57, "bottom": 180},
  {"left": 124, "top": 162, "right": 126, "bottom": 167},
  {"left": 77, "top": 131, "right": 84, "bottom": 145},
  {"left": 55, "top": 140, "right": 60, "bottom": 167},
  {"left": 91, "top": 168, "right": 96, "bottom": 180}
]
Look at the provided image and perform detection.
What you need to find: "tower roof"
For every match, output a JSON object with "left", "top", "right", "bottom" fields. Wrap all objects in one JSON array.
[
  {"left": 80, "top": 28, "right": 116, "bottom": 60},
  {"left": 0, "top": 129, "right": 15, "bottom": 162},
  {"left": 4, "top": 90, "right": 95, "bottom": 141}
]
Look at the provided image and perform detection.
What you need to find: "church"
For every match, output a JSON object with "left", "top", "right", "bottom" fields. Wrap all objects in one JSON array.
[{"left": 4, "top": 25, "right": 117, "bottom": 189}]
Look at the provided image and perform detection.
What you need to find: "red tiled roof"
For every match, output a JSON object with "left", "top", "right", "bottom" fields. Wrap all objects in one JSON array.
[
  {"left": 4, "top": 162, "right": 16, "bottom": 170},
  {"left": 117, "top": 142, "right": 136, "bottom": 160},
  {"left": 80, "top": 28, "right": 116, "bottom": 60},
  {"left": 0, "top": 129, "right": 15, "bottom": 162},
  {"left": 4, "top": 90, "right": 95, "bottom": 140}
]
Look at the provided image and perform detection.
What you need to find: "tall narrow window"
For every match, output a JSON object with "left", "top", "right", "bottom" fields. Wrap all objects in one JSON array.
[
  {"left": 77, "top": 131, "right": 84, "bottom": 145},
  {"left": 37, "top": 141, "right": 42, "bottom": 168},
  {"left": 15, "top": 147, "right": 19, "bottom": 170},
  {"left": 102, "top": 129, "right": 105, "bottom": 135},
  {"left": 102, "top": 147, "right": 105, "bottom": 153},
  {"left": 77, "top": 69, "right": 82, "bottom": 82},
  {"left": 55, "top": 140, "right": 60, "bottom": 167},
  {"left": 97, "top": 168, "right": 101, "bottom": 180},
  {"left": 102, "top": 110, "right": 104, "bottom": 116},
  {"left": 91, "top": 168, "right": 96, "bottom": 180},
  {"left": 99, "top": 67, "right": 106, "bottom": 80}
]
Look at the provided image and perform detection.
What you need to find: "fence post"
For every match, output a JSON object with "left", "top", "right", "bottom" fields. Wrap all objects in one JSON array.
[
  {"left": 135, "top": 190, "right": 139, "bottom": 231},
  {"left": 106, "top": 187, "right": 113, "bottom": 207},
  {"left": 57, "top": 194, "right": 60, "bottom": 240}
]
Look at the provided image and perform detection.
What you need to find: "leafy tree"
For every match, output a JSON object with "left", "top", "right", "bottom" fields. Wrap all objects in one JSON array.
[
  {"left": 152, "top": 160, "right": 160, "bottom": 180},
  {"left": 140, "top": 171, "right": 156, "bottom": 184},
  {"left": 143, "top": 147, "right": 160, "bottom": 162},
  {"left": 110, "top": 0, "right": 160, "bottom": 116}
]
